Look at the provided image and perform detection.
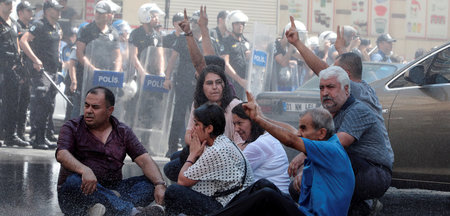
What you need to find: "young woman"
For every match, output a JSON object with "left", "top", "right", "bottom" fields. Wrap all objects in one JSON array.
[
  {"left": 164, "top": 65, "right": 243, "bottom": 182},
  {"left": 232, "top": 103, "right": 290, "bottom": 194},
  {"left": 164, "top": 103, "right": 254, "bottom": 215}
]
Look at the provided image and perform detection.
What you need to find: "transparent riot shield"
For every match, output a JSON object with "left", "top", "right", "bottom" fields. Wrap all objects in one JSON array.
[
  {"left": 80, "top": 37, "right": 131, "bottom": 121},
  {"left": 246, "top": 22, "right": 277, "bottom": 98},
  {"left": 132, "top": 46, "right": 174, "bottom": 156}
]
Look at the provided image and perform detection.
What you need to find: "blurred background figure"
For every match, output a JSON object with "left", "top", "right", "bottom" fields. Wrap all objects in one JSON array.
[
  {"left": 112, "top": 19, "right": 132, "bottom": 70},
  {"left": 327, "top": 25, "right": 358, "bottom": 65},
  {"left": 315, "top": 30, "right": 336, "bottom": 62},
  {"left": 371, "top": 33, "right": 396, "bottom": 63},
  {"left": 162, "top": 12, "right": 184, "bottom": 49},
  {"left": 210, "top": 10, "right": 230, "bottom": 50}
]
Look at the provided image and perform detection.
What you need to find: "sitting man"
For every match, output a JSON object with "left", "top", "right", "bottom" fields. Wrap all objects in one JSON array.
[
  {"left": 56, "top": 86, "right": 166, "bottom": 216},
  {"left": 212, "top": 99, "right": 355, "bottom": 215},
  {"left": 318, "top": 66, "right": 393, "bottom": 214}
]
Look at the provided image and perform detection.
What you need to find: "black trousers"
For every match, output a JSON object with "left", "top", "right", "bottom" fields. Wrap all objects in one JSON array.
[
  {"left": 167, "top": 81, "right": 194, "bottom": 155},
  {"left": 1, "top": 68, "right": 21, "bottom": 138},
  {"left": 29, "top": 71, "right": 57, "bottom": 143},
  {"left": 211, "top": 179, "right": 303, "bottom": 216}
]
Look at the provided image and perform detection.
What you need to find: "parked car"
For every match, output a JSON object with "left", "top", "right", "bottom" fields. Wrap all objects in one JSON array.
[{"left": 257, "top": 42, "right": 450, "bottom": 191}]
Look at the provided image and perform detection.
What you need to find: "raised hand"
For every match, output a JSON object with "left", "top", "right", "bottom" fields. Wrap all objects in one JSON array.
[
  {"left": 198, "top": 6, "right": 208, "bottom": 29},
  {"left": 334, "top": 25, "right": 346, "bottom": 51},
  {"left": 285, "top": 16, "right": 299, "bottom": 45},
  {"left": 242, "top": 91, "right": 262, "bottom": 121},
  {"left": 179, "top": 9, "right": 191, "bottom": 34}
]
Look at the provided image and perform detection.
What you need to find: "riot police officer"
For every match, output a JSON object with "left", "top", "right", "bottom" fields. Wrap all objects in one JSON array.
[
  {"left": 221, "top": 10, "right": 250, "bottom": 99},
  {"left": 20, "top": 0, "right": 63, "bottom": 149},
  {"left": 15, "top": 1, "right": 34, "bottom": 142},
  {"left": 0, "top": 0, "right": 30, "bottom": 147},
  {"left": 162, "top": 12, "right": 184, "bottom": 49}
]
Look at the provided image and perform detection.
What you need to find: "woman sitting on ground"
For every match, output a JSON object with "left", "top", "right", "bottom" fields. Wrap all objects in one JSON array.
[
  {"left": 232, "top": 103, "right": 291, "bottom": 194},
  {"left": 164, "top": 103, "right": 254, "bottom": 215},
  {"left": 164, "top": 65, "right": 243, "bottom": 182}
]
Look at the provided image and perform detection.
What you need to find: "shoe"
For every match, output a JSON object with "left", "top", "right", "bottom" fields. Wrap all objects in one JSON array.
[
  {"left": 46, "top": 138, "right": 57, "bottom": 149},
  {"left": 368, "top": 199, "right": 383, "bottom": 216},
  {"left": 17, "top": 133, "right": 30, "bottom": 142},
  {"left": 4, "top": 135, "right": 31, "bottom": 147},
  {"left": 88, "top": 203, "right": 106, "bottom": 216},
  {"left": 46, "top": 133, "right": 58, "bottom": 142},
  {"left": 32, "top": 140, "right": 49, "bottom": 150},
  {"left": 136, "top": 203, "right": 165, "bottom": 216}
]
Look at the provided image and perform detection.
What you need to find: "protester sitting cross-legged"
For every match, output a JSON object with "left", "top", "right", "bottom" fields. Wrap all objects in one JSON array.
[
  {"left": 56, "top": 86, "right": 166, "bottom": 216},
  {"left": 231, "top": 103, "right": 290, "bottom": 194},
  {"left": 163, "top": 65, "right": 243, "bottom": 182},
  {"left": 164, "top": 103, "right": 254, "bottom": 215}
]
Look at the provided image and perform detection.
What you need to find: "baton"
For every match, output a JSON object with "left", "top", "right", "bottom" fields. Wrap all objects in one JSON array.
[
  {"left": 368, "top": 45, "right": 378, "bottom": 55},
  {"left": 40, "top": 69, "right": 74, "bottom": 106}
]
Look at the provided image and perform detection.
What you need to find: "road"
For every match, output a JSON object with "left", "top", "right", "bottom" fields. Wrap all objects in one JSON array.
[{"left": 0, "top": 147, "right": 448, "bottom": 215}]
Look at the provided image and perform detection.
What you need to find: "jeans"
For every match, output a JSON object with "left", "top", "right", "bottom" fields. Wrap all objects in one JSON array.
[
  {"left": 164, "top": 184, "right": 223, "bottom": 216},
  {"left": 58, "top": 174, "right": 155, "bottom": 216}
]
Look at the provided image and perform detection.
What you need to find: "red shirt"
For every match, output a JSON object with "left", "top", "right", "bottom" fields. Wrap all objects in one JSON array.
[{"left": 56, "top": 116, "right": 147, "bottom": 188}]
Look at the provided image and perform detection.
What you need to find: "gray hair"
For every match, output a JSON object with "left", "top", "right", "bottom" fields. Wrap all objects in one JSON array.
[
  {"left": 299, "top": 107, "right": 335, "bottom": 140},
  {"left": 319, "top": 66, "right": 351, "bottom": 92}
]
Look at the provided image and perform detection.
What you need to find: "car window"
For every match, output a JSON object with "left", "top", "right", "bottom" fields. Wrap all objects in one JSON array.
[
  {"left": 389, "top": 47, "right": 450, "bottom": 88},
  {"left": 296, "top": 63, "right": 399, "bottom": 91},
  {"left": 425, "top": 47, "right": 450, "bottom": 85}
]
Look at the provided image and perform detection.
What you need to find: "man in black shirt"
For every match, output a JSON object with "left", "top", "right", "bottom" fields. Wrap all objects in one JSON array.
[
  {"left": 221, "top": 10, "right": 250, "bottom": 99},
  {"left": 162, "top": 12, "right": 184, "bottom": 49},
  {"left": 14, "top": 1, "right": 34, "bottom": 142},
  {"left": 210, "top": 10, "right": 229, "bottom": 51},
  {"left": 129, "top": 3, "right": 165, "bottom": 77},
  {"left": 20, "top": 0, "right": 63, "bottom": 149},
  {"left": 0, "top": 0, "right": 30, "bottom": 147}
]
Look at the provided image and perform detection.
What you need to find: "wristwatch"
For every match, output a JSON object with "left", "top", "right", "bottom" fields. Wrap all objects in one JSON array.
[{"left": 154, "top": 181, "right": 167, "bottom": 187}]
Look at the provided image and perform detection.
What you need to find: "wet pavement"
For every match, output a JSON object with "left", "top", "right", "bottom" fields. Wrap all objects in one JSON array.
[
  {"left": 1, "top": 146, "right": 449, "bottom": 215},
  {"left": 0, "top": 146, "right": 168, "bottom": 216}
]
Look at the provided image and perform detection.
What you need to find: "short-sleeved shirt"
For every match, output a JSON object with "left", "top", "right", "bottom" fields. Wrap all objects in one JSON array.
[
  {"left": 128, "top": 25, "right": 163, "bottom": 59},
  {"left": 0, "top": 16, "right": 20, "bottom": 65},
  {"left": 333, "top": 96, "right": 394, "bottom": 169},
  {"left": 371, "top": 50, "right": 391, "bottom": 63},
  {"left": 77, "top": 21, "right": 119, "bottom": 70},
  {"left": 221, "top": 35, "right": 250, "bottom": 79},
  {"left": 29, "top": 17, "right": 62, "bottom": 73},
  {"left": 17, "top": 19, "right": 29, "bottom": 39},
  {"left": 298, "top": 134, "right": 355, "bottom": 216},
  {"left": 56, "top": 115, "right": 148, "bottom": 188},
  {"left": 162, "top": 31, "right": 178, "bottom": 49},
  {"left": 184, "top": 135, "right": 254, "bottom": 206},
  {"left": 350, "top": 80, "right": 382, "bottom": 116},
  {"left": 187, "top": 98, "right": 244, "bottom": 145},
  {"left": 243, "top": 132, "right": 290, "bottom": 193}
]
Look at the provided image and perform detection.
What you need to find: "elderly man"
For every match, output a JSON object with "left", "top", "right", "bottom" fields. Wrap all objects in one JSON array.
[
  {"left": 56, "top": 86, "right": 166, "bottom": 216},
  {"left": 318, "top": 66, "right": 393, "bottom": 215}
]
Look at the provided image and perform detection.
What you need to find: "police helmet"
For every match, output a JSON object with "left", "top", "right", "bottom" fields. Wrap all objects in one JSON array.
[
  {"left": 283, "top": 20, "right": 308, "bottom": 42},
  {"left": 138, "top": 3, "right": 165, "bottom": 24},
  {"left": 112, "top": 19, "right": 132, "bottom": 35},
  {"left": 318, "top": 30, "right": 337, "bottom": 48},
  {"left": 225, "top": 10, "right": 248, "bottom": 32}
]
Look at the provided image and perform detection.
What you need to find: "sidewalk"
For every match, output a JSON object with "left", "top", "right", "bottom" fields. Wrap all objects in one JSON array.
[{"left": 0, "top": 146, "right": 169, "bottom": 216}]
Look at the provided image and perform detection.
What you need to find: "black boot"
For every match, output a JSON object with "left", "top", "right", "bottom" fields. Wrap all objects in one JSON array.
[
  {"left": 16, "top": 127, "right": 30, "bottom": 142},
  {"left": 46, "top": 130, "right": 58, "bottom": 142},
  {"left": 32, "top": 132, "right": 49, "bottom": 150},
  {"left": 5, "top": 134, "right": 30, "bottom": 147}
]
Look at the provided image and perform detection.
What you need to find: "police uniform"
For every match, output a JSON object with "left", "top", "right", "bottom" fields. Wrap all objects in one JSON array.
[
  {"left": 77, "top": 21, "right": 120, "bottom": 70},
  {"left": 15, "top": 19, "right": 32, "bottom": 141},
  {"left": 221, "top": 35, "right": 250, "bottom": 99},
  {"left": 0, "top": 16, "right": 30, "bottom": 146},
  {"left": 28, "top": 17, "right": 62, "bottom": 148},
  {"left": 129, "top": 25, "right": 162, "bottom": 74}
]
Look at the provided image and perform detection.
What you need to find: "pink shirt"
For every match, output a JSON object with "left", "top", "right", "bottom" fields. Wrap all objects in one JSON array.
[{"left": 187, "top": 98, "right": 244, "bottom": 145}]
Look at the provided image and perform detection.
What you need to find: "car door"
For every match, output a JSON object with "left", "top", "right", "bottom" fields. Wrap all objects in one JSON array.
[{"left": 386, "top": 45, "right": 450, "bottom": 184}]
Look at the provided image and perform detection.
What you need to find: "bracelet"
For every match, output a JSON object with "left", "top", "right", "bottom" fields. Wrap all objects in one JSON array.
[
  {"left": 154, "top": 181, "right": 166, "bottom": 187},
  {"left": 184, "top": 31, "right": 193, "bottom": 37},
  {"left": 186, "top": 160, "right": 195, "bottom": 164}
]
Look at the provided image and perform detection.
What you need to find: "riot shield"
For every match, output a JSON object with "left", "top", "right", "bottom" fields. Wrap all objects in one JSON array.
[
  {"left": 80, "top": 37, "right": 131, "bottom": 121},
  {"left": 132, "top": 46, "right": 175, "bottom": 156},
  {"left": 246, "top": 22, "right": 277, "bottom": 98}
]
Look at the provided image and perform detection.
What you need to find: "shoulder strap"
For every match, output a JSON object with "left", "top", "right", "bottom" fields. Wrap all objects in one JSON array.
[{"left": 212, "top": 142, "right": 247, "bottom": 198}]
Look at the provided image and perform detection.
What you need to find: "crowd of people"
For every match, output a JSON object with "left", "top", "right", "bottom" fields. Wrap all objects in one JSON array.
[{"left": 0, "top": 0, "right": 410, "bottom": 215}]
